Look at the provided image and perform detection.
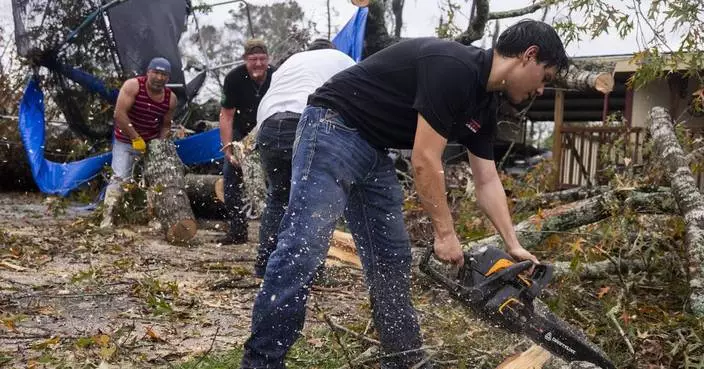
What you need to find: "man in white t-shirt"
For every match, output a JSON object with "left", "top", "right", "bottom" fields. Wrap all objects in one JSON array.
[{"left": 253, "top": 39, "right": 355, "bottom": 278}]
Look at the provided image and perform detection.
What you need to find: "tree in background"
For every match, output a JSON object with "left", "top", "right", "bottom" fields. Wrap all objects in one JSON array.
[
  {"left": 225, "top": 1, "right": 312, "bottom": 65},
  {"left": 183, "top": 0, "right": 313, "bottom": 97}
]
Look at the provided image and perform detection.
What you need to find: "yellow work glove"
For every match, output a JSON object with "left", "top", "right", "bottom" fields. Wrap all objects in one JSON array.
[{"left": 131, "top": 137, "right": 147, "bottom": 153}]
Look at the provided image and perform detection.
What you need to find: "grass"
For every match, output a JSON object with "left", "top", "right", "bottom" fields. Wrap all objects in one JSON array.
[{"left": 178, "top": 327, "right": 366, "bottom": 369}]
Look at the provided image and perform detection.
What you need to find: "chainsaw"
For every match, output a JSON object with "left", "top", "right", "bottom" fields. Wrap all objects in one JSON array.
[{"left": 419, "top": 245, "right": 616, "bottom": 369}]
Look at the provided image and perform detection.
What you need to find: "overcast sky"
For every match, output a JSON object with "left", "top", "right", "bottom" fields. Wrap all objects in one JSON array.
[
  {"left": 196, "top": 0, "right": 684, "bottom": 57},
  {"left": 1, "top": 0, "right": 684, "bottom": 58}
]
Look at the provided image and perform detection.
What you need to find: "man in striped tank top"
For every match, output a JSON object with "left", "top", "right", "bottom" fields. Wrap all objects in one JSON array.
[{"left": 100, "top": 57, "right": 178, "bottom": 229}]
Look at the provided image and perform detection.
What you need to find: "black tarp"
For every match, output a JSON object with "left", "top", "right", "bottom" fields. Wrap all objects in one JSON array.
[{"left": 107, "top": 0, "right": 190, "bottom": 86}]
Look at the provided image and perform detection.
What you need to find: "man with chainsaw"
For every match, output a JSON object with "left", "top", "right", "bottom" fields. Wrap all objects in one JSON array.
[
  {"left": 101, "top": 57, "right": 177, "bottom": 229},
  {"left": 241, "top": 20, "right": 569, "bottom": 369}
]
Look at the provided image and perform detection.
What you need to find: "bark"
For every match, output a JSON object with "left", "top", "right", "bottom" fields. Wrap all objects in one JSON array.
[
  {"left": 553, "top": 259, "right": 648, "bottom": 280},
  {"left": 555, "top": 65, "right": 615, "bottom": 94},
  {"left": 513, "top": 186, "right": 611, "bottom": 214},
  {"left": 456, "top": 0, "right": 551, "bottom": 45},
  {"left": 363, "top": 1, "right": 399, "bottom": 57},
  {"left": 455, "top": 0, "right": 490, "bottom": 45},
  {"left": 144, "top": 139, "right": 197, "bottom": 243},
  {"left": 648, "top": 106, "right": 704, "bottom": 315},
  {"left": 469, "top": 189, "right": 677, "bottom": 250},
  {"left": 183, "top": 174, "right": 228, "bottom": 220},
  {"left": 488, "top": 1, "right": 549, "bottom": 20},
  {"left": 233, "top": 140, "right": 266, "bottom": 219},
  {"left": 391, "top": 0, "right": 405, "bottom": 38}
]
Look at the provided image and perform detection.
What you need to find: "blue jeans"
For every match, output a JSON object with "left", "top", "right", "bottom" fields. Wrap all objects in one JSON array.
[
  {"left": 106, "top": 139, "right": 140, "bottom": 193},
  {"left": 241, "top": 106, "right": 425, "bottom": 369},
  {"left": 254, "top": 112, "right": 299, "bottom": 278}
]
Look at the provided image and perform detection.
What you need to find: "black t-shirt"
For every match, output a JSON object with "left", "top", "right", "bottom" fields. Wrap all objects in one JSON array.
[
  {"left": 221, "top": 64, "right": 275, "bottom": 141},
  {"left": 309, "top": 37, "right": 497, "bottom": 159}
]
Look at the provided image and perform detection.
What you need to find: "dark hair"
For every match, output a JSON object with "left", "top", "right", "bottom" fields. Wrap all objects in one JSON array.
[
  {"left": 496, "top": 20, "right": 569, "bottom": 72},
  {"left": 307, "top": 38, "right": 336, "bottom": 51}
]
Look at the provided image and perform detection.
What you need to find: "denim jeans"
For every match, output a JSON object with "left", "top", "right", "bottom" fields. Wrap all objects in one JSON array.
[
  {"left": 254, "top": 112, "right": 300, "bottom": 277},
  {"left": 105, "top": 139, "right": 140, "bottom": 195},
  {"left": 241, "top": 106, "right": 425, "bottom": 369},
  {"left": 223, "top": 154, "right": 248, "bottom": 238}
]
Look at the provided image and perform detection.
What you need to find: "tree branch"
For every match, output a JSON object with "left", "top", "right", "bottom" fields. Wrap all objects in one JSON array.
[
  {"left": 363, "top": 0, "right": 398, "bottom": 57},
  {"left": 648, "top": 106, "right": 704, "bottom": 315},
  {"left": 488, "top": 1, "right": 549, "bottom": 20},
  {"left": 685, "top": 146, "right": 704, "bottom": 164},
  {"left": 456, "top": 0, "right": 551, "bottom": 45},
  {"left": 456, "top": 0, "right": 490, "bottom": 45},
  {"left": 391, "top": 0, "right": 405, "bottom": 38}
]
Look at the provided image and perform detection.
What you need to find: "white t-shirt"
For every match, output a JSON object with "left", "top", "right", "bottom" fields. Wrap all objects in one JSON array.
[{"left": 255, "top": 49, "right": 355, "bottom": 131}]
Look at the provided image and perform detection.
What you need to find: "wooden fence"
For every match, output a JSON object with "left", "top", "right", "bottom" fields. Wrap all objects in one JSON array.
[{"left": 555, "top": 125, "right": 644, "bottom": 188}]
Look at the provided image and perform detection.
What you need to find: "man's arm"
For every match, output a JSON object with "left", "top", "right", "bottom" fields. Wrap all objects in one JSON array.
[
  {"left": 412, "top": 113, "right": 464, "bottom": 266},
  {"left": 114, "top": 79, "right": 140, "bottom": 140},
  {"left": 219, "top": 107, "right": 236, "bottom": 164},
  {"left": 468, "top": 152, "right": 538, "bottom": 263},
  {"left": 160, "top": 93, "right": 178, "bottom": 139}
]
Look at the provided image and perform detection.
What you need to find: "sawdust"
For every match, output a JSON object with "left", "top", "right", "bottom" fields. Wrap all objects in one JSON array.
[{"left": 0, "top": 193, "right": 369, "bottom": 368}]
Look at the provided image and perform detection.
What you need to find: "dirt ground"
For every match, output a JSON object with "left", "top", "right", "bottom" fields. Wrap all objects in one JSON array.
[{"left": 0, "top": 193, "right": 373, "bottom": 368}]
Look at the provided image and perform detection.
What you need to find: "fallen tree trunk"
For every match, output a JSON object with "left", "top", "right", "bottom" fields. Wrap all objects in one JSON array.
[
  {"left": 183, "top": 174, "right": 228, "bottom": 219},
  {"left": 145, "top": 139, "right": 197, "bottom": 243},
  {"left": 553, "top": 259, "right": 648, "bottom": 280},
  {"left": 648, "top": 106, "right": 704, "bottom": 315},
  {"left": 513, "top": 186, "right": 611, "bottom": 214},
  {"left": 469, "top": 189, "right": 677, "bottom": 250}
]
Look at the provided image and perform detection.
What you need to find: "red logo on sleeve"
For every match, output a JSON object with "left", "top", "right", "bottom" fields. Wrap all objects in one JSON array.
[{"left": 466, "top": 119, "right": 481, "bottom": 133}]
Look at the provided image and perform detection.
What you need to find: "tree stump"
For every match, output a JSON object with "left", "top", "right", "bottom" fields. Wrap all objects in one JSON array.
[
  {"left": 145, "top": 139, "right": 197, "bottom": 243},
  {"left": 183, "top": 174, "right": 228, "bottom": 219}
]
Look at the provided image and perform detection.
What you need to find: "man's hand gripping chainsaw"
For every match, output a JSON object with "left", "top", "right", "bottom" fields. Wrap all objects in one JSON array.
[{"left": 420, "top": 245, "right": 616, "bottom": 369}]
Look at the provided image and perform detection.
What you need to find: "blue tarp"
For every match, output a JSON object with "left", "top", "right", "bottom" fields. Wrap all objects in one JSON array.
[
  {"left": 20, "top": 8, "right": 367, "bottom": 196},
  {"left": 333, "top": 7, "right": 368, "bottom": 62}
]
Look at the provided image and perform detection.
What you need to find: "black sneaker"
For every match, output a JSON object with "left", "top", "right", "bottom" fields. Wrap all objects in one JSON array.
[{"left": 216, "top": 234, "right": 248, "bottom": 245}]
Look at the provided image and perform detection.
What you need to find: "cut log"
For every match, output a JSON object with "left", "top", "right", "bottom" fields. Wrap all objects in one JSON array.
[
  {"left": 232, "top": 138, "right": 266, "bottom": 219},
  {"left": 327, "top": 230, "right": 362, "bottom": 268},
  {"left": 183, "top": 174, "right": 228, "bottom": 219},
  {"left": 144, "top": 139, "right": 197, "bottom": 243},
  {"left": 648, "top": 106, "right": 704, "bottom": 315},
  {"left": 496, "top": 345, "right": 552, "bottom": 369},
  {"left": 556, "top": 65, "right": 614, "bottom": 94}
]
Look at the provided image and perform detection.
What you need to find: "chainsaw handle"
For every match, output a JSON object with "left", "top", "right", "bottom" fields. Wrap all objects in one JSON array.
[
  {"left": 419, "top": 246, "right": 482, "bottom": 301},
  {"left": 525, "top": 263, "right": 553, "bottom": 299}
]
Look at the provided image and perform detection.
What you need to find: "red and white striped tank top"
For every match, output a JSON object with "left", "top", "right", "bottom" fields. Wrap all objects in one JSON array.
[{"left": 114, "top": 76, "right": 172, "bottom": 143}]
